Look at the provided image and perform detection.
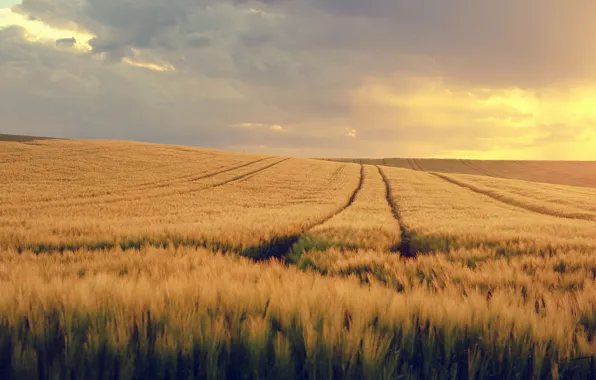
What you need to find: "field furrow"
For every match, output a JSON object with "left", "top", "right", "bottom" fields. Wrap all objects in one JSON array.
[
  {"left": 119, "top": 155, "right": 269, "bottom": 191},
  {"left": 0, "top": 155, "right": 273, "bottom": 207},
  {"left": 377, "top": 158, "right": 414, "bottom": 169},
  {"left": 409, "top": 159, "right": 479, "bottom": 175},
  {"left": 335, "top": 157, "right": 596, "bottom": 189},
  {"left": 293, "top": 165, "right": 401, "bottom": 254},
  {"left": 411, "top": 158, "right": 425, "bottom": 171},
  {"left": 4, "top": 137, "right": 596, "bottom": 378},
  {"left": 210, "top": 157, "right": 291, "bottom": 188},
  {"left": 460, "top": 159, "right": 505, "bottom": 178},
  {"left": 0, "top": 148, "right": 361, "bottom": 256},
  {"left": 1, "top": 157, "right": 282, "bottom": 211},
  {"left": 378, "top": 166, "right": 596, "bottom": 255},
  {"left": 0, "top": 140, "right": 274, "bottom": 203},
  {"left": 435, "top": 173, "right": 596, "bottom": 221}
]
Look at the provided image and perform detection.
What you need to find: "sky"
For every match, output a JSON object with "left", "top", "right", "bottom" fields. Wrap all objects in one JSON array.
[{"left": 1, "top": 0, "right": 596, "bottom": 159}]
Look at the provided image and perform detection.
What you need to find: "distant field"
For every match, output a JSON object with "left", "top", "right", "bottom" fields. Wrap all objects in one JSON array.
[
  {"left": 2, "top": 139, "right": 596, "bottom": 379},
  {"left": 325, "top": 157, "right": 596, "bottom": 188},
  {"left": 0, "top": 133, "right": 58, "bottom": 142}
]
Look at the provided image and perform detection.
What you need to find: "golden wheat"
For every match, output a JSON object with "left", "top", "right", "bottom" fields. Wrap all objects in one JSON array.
[
  {"left": 343, "top": 158, "right": 596, "bottom": 188},
  {"left": 303, "top": 165, "right": 401, "bottom": 252},
  {"left": 1, "top": 246, "right": 594, "bottom": 378},
  {"left": 472, "top": 160, "right": 596, "bottom": 188},
  {"left": 3, "top": 139, "right": 596, "bottom": 378},
  {"left": 0, "top": 139, "right": 264, "bottom": 203},
  {"left": 0, "top": 141, "right": 359, "bottom": 251},
  {"left": 435, "top": 172, "right": 596, "bottom": 220},
  {"left": 299, "top": 246, "right": 596, "bottom": 295},
  {"left": 379, "top": 166, "right": 596, "bottom": 254}
]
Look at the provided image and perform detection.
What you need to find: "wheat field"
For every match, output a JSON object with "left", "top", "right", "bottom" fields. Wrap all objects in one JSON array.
[
  {"left": 2, "top": 137, "right": 596, "bottom": 379},
  {"left": 328, "top": 158, "right": 596, "bottom": 189}
]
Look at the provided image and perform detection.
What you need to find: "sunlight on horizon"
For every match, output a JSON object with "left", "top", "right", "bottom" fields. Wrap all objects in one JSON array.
[{"left": 353, "top": 77, "right": 596, "bottom": 160}]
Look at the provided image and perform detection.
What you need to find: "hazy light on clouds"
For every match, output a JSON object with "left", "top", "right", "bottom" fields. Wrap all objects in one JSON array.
[
  {"left": 0, "top": 0, "right": 595, "bottom": 159},
  {"left": 231, "top": 122, "right": 284, "bottom": 132},
  {"left": 0, "top": 0, "right": 19, "bottom": 8}
]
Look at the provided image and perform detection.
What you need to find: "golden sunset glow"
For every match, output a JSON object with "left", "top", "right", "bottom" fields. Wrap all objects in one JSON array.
[
  {"left": 121, "top": 57, "right": 175, "bottom": 72},
  {"left": 352, "top": 77, "right": 596, "bottom": 159},
  {"left": 2, "top": 0, "right": 596, "bottom": 160},
  {"left": 6, "top": 2, "right": 596, "bottom": 374}
]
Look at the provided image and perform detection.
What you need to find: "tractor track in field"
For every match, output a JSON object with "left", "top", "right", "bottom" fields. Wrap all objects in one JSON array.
[
  {"left": 377, "top": 165, "right": 596, "bottom": 261},
  {"left": 109, "top": 153, "right": 219, "bottom": 190},
  {"left": 406, "top": 158, "right": 418, "bottom": 171},
  {"left": 211, "top": 158, "right": 291, "bottom": 188},
  {"left": 190, "top": 157, "right": 274, "bottom": 183},
  {"left": 244, "top": 163, "right": 366, "bottom": 260},
  {"left": 412, "top": 158, "right": 426, "bottom": 172},
  {"left": 369, "top": 159, "right": 585, "bottom": 222},
  {"left": 459, "top": 159, "right": 506, "bottom": 178},
  {"left": 410, "top": 159, "right": 425, "bottom": 172},
  {"left": 377, "top": 165, "right": 417, "bottom": 258},
  {"left": 284, "top": 164, "right": 405, "bottom": 257},
  {"left": 4, "top": 157, "right": 281, "bottom": 211},
  {"left": 384, "top": 160, "right": 593, "bottom": 240},
  {"left": 68, "top": 154, "right": 265, "bottom": 195},
  {"left": 14, "top": 163, "right": 367, "bottom": 261},
  {"left": 308, "top": 164, "right": 365, "bottom": 227},
  {"left": 431, "top": 172, "right": 595, "bottom": 221},
  {"left": 80, "top": 157, "right": 291, "bottom": 206},
  {"left": 400, "top": 159, "right": 564, "bottom": 220}
]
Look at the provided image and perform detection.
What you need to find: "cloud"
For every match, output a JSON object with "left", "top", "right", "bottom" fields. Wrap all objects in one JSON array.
[
  {"left": 304, "top": 0, "right": 596, "bottom": 86},
  {"left": 1, "top": 0, "right": 596, "bottom": 159},
  {"left": 1, "top": 7, "right": 94, "bottom": 51},
  {"left": 186, "top": 33, "right": 211, "bottom": 48},
  {"left": 55, "top": 36, "right": 74, "bottom": 46},
  {"left": 231, "top": 122, "right": 284, "bottom": 132}
]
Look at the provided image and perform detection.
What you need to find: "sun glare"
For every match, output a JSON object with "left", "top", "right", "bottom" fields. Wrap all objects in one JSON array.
[{"left": 352, "top": 77, "right": 596, "bottom": 159}]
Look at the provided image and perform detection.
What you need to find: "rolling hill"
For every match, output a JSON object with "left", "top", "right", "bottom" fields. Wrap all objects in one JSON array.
[
  {"left": 1, "top": 137, "right": 596, "bottom": 379},
  {"left": 326, "top": 157, "right": 596, "bottom": 189},
  {"left": 0, "top": 133, "right": 58, "bottom": 142}
]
